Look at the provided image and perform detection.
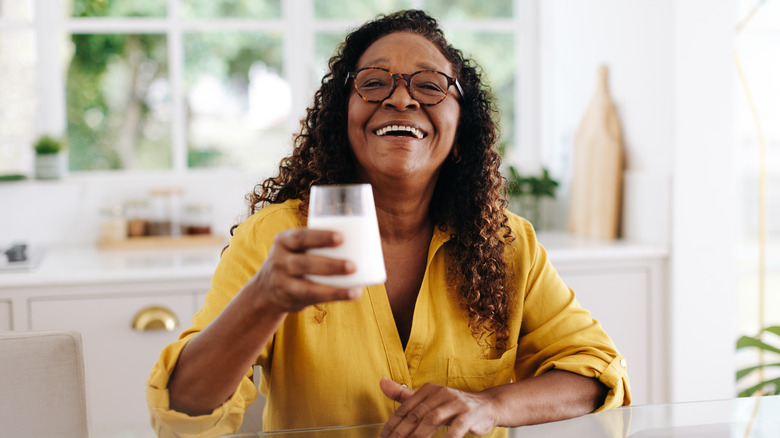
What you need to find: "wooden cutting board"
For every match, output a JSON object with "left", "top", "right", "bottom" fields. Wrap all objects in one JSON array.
[{"left": 567, "top": 65, "right": 624, "bottom": 239}]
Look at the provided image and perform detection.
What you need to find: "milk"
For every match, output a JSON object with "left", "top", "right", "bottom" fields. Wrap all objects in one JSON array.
[{"left": 307, "top": 215, "right": 386, "bottom": 287}]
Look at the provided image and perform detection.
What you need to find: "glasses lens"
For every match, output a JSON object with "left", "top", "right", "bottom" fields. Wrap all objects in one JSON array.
[
  {"left": 354, "top": 69, "right": 394, "bottom": 101},
  {"left": 352, "top": 69, "right": 452, "bottom": 104},
  {"left": 410, "top": 72, "right": 449, "bottom": 104}
]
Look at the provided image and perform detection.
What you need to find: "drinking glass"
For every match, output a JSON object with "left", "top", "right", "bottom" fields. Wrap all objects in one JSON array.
[{"left": 306, "top": 184, "right": 386, "bottom": 287}]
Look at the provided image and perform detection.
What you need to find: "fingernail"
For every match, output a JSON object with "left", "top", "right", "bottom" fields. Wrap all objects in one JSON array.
[{"left": 348, "top": 288, "right": 362, "bottom": 299}]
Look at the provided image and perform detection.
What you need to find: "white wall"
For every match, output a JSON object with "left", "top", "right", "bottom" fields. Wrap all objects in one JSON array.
[
  {"left": 0, "top": 171, "right": 261, "bottom": 247},
  {"left": 540, "top": 0, "right": 674, "bottom": 243},
  {"left": 540, "top": 0, "right": 737, "bottom": 402},
  {"left": 671, "top": 0, "right": 738, "bottom": 402}
]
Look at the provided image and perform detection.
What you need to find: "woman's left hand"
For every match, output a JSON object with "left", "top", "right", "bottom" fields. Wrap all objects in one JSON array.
[{"left": 378, "top": 377, "right": 500, "bottom": 438}]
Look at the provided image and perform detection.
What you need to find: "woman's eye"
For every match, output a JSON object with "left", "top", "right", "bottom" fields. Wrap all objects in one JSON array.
[
  {"left": 360, "top": 77, "right": 390, "bottom": 89},
  {"left": 416, "top": 82, "right": 444, "bottom": 92}
]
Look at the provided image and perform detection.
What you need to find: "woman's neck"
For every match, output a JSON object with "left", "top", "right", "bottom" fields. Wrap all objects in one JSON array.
[{"left": 372, "top": 182, "right": 436, "bottom": 245}]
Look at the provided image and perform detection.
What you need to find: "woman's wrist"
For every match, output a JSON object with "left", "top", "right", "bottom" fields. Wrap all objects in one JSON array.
[{"left": 478, "top": 383, "right": 528, "bottom": 427}]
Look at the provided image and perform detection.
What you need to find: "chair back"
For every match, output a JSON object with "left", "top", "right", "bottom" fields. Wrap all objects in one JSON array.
[{"left": 0, "top": 330, "right": 89, "bottom": 438}]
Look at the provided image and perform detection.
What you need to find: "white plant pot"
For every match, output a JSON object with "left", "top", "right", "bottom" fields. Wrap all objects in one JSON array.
[{"left": 35, "top": 152, "right": 67, "bottom": 180}]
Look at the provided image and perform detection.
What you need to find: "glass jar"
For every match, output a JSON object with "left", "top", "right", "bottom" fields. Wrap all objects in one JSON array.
[
  {"left": 100, "top": 205, "right": 127, "bottom": 241},
  {"left": 182, "top": 202, "right": 213, "bottom": 235},
  {"left": 125, "top": 199, "right": 149, "bottom": 238},
  {"left": 148, "top": 189, "right": 182, "bottom": 237}
]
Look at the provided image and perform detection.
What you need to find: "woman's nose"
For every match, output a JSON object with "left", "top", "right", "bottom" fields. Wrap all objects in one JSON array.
[{"left": 382, "top": 79, "right": 420, "bottom": 110}]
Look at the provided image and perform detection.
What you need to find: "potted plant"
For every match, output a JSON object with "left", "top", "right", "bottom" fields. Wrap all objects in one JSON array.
[
  {"left": 33, "top": 135, "right": 67, "bottom": 179},
  {"left": 736, "top": 326, "right": 780, "bottom": 396},
  {"left": 504, "top": 166, "right": 559, "bottom": 228}
]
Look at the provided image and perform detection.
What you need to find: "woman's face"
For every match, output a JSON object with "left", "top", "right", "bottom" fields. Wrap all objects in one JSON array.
[{"left": 347, "top": 31, "right": 461, "bottom": 188}]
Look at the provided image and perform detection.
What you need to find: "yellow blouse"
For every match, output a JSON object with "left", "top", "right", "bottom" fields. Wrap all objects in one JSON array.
[{"left": 147, "top": 199, "right": 631, "bottom": 437}]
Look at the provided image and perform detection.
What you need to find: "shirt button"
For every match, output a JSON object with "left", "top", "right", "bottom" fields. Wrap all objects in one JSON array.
[{"left": 620, "top": 359, "right": 627, "bottom": 367}]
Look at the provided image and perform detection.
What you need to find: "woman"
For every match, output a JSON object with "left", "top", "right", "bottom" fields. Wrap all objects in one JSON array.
[{"left": 147, "top": 9, "right": 630, "bottom": 438}]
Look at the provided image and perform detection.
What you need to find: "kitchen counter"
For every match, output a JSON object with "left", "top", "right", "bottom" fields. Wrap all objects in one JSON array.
[
  {"left": 0, "top": 243, "right": 224, "bottom": 288},
  {"left": 0, "top": 232, "right": 667, "bottom": 289}
]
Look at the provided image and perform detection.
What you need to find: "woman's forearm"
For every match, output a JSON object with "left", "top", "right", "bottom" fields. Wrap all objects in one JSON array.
[
  {"left": 486, "top": 370, "right": 608, "bottom": 427},
  {"left": 167, "top": 288, "right": 287, "bottom": 415}
]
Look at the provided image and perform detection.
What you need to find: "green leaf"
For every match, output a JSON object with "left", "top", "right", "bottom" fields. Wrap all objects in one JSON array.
[
  {"left": 736, "top": 336, "right": 780, "bottom": 354},
  {"left": 762, "top": 326, "right": 780, "bottom": 337},
  {"left": 736, "top": 362, "right": 780, "bottom": 380},
  {"left": 738, "top": 376, "right": 780, "bottom": 397}
]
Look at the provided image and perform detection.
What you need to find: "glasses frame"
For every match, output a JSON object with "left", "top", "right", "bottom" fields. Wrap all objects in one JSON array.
[{"left": 345, "top": 67, "right": 465, "bottom": 106}]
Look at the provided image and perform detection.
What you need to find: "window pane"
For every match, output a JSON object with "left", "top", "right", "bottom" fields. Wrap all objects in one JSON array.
[
  {"left": 0, "top": 30, "right": 36, "bottom": 174},
  {"left": 183, "top": 32, "right": 287, "bottom": 170},
  {"left": 180, "top": 0, "right": 281, "bottom": 19},
  {"left": 445, "top": 31, "right": 515, "bottom": 147},
  {"left": 425, "top": 0, "right": 512, "bottom": 19},
  {"left": 66, "top": 34, "right": 171, "bottom": 170},
  {"left": 70, "top": 0, "right": 165, "bottom": 18},
  {"left": 315, "top": 31, "right": 345, "bottom": 79},
  {"left": 314, "top": 0, "right": 414, "bottom": 20},
  {"left": 0, "top": 0, "right": 33, "bottom": 21}
]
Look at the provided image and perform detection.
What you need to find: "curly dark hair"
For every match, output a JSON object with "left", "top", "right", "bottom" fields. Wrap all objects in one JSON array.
[{"left": 236, "top": 9, "right": 515, "bottom": 353}]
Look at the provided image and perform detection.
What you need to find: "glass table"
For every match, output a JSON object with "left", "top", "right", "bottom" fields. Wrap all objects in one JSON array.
[{"left": 221, "top": 395, "right": 780, "bottom": 437}]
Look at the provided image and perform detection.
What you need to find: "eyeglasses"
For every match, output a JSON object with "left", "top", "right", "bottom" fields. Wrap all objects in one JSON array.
[{"left": 345, "top": 67, "right": 465, "bottom": 106}]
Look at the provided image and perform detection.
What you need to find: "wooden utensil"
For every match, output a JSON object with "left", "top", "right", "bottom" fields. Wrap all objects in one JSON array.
[{"left": 568, "top": 65, "right": 624, "bottom": 239}]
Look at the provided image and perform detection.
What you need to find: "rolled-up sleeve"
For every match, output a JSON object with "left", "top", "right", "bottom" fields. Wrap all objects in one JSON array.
[
  {"left": 146, "top": 335, "right": 258, "bottom": 438},
  {"left": 512, "top": 221, "right": 631, "bottom": 410}
]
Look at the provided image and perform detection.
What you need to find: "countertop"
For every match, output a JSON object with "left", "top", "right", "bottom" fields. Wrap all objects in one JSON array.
[
  {"left": 0, "top": 244, "right": 224, "bottom": 288},
  {"left": 0, "top": 232, "right": 667, "bottom": 289}
]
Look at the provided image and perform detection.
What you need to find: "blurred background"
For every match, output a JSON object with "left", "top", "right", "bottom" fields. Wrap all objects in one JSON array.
[{"left": 1, "top": 0, "right": 779, "bottom": 434}]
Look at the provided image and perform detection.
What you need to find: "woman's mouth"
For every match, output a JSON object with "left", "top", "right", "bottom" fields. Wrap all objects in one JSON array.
[{"left": 374, "top": 124, "right": 425, "bottom": 139}]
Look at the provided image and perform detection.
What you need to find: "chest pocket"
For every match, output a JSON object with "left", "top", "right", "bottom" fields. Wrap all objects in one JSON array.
[{"left": 446, "top": 345, "right": 517, "bottom": 393}]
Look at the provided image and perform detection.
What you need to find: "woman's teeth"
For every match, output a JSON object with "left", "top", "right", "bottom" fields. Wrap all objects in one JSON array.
[{"left": 375, "top": 125, "right": 424, "bottom": 139}]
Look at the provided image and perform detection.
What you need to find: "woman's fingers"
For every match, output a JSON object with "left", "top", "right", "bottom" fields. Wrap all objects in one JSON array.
[
  {"left": 379, "top": 377, "right": 416, "bottom": 403},
  {"left": 380, "top": 383, "right": 498, "bottom": 438},
  {"left": 284, "top": 252, "right": 356, "bottom": 277},
  {"left": 275, "top": 227, "right": 343, "bottom": 252},
  {"left": 380, "top": 383, "right": 450, "bottom": 437},
  {"left": 248, "top": 227, "right": 362, "bottom": 313}
]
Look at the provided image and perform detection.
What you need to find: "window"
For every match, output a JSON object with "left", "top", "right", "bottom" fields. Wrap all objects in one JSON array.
[
  {"left": 0, "top": 0, "right": 36, "bottom": 174},
  {"left": 0, "top": 0, "right": 534, "bottom": 175}
]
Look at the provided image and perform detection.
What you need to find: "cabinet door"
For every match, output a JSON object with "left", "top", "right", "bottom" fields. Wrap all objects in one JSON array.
[
  {"left": 0, "top": 300, "right": 11, "bottom": 331},
  {"left": 561, "top": 269, "right": 650, "bottom": 405},
  {"left": 30, "top": 294, "right": 194, "bottom": 437}
]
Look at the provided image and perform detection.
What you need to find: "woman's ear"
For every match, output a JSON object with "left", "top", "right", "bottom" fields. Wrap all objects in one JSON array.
[{"left": 451, "top": 145, "right": 461, "bottom": 163}]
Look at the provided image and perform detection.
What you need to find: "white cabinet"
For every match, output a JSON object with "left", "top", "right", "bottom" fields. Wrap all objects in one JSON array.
[
  {"left": 0, "top": 246, "right": 219, "bottom": 438},
  {"left": 30, "top": 292, "right": 198, "bottom": 437}
]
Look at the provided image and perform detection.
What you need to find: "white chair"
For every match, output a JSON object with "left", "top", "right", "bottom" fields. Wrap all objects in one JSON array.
[{"left": 0, "top": 330, "right": 89, "bottom": 438}]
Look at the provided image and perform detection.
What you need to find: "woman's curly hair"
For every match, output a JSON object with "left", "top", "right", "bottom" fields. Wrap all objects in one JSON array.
[{"left": 236, "top": 9, "right": 514, "bottom": 353}]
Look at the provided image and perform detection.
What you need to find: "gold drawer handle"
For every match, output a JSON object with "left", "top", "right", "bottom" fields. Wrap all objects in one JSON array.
[{"left": 132, "top": 306, "right": 179, "bottom": 332}]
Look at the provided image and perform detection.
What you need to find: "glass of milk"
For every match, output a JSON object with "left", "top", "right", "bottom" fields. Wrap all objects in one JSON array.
[{"left": 306, "top": 184, "right": 386, "bottom": 287}]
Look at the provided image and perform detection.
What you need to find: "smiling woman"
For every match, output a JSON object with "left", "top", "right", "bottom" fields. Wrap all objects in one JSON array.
[{"left": 147, "top": 9, "right": 628, "bottom": 438}]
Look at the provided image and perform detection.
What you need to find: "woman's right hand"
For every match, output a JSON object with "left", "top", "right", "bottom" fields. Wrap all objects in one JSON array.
[{"left": 245, "top": 227, "right": 362, "bottom": 314}]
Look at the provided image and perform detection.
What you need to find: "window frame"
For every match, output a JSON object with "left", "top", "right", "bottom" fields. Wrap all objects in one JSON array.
[{"left": 22, "top": 0, "right": 539, "bottom": 176}]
